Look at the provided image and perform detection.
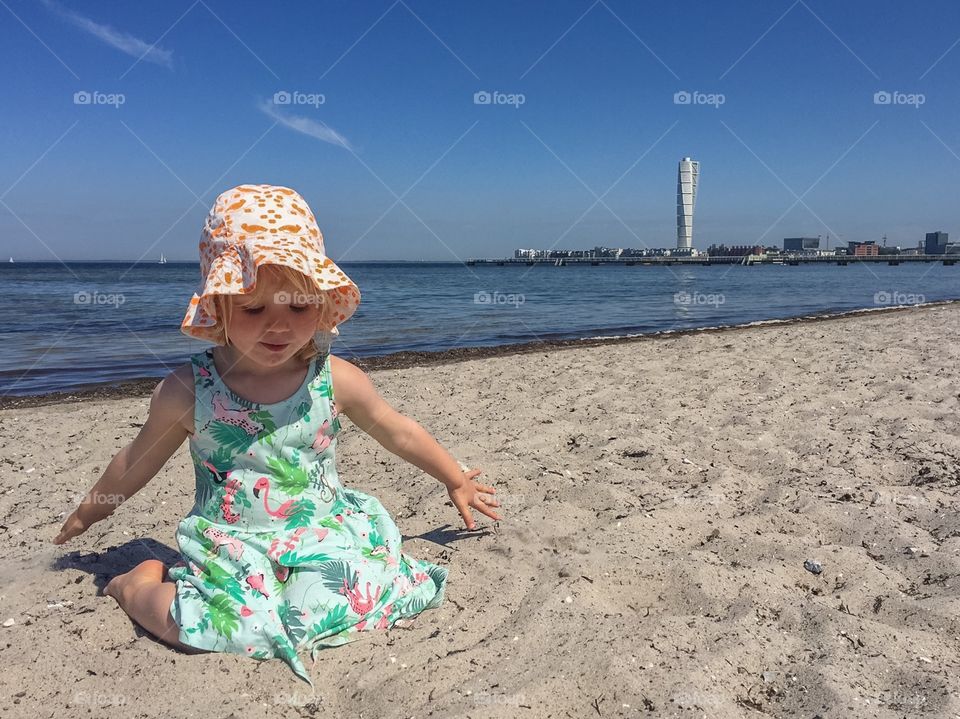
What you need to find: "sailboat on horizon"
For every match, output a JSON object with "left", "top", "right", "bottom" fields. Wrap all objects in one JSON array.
[{"left": 159, "top": 252, "right": 167, "bottom": 264}]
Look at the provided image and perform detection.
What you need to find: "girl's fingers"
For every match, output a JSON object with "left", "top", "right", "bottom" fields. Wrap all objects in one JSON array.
[
  {"left": 476, "top": 504, "right": 500, "bottom": 521},
  {"left": 450, "top": 495, "right": 475, "bottom": 530}
]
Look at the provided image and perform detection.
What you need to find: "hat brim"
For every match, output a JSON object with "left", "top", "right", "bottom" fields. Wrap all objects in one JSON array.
[{"left": 180, "top": 245, "right": 360, "bottom": 343}]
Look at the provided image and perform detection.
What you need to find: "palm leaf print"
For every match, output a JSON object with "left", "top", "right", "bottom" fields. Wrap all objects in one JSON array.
[
  {"left": 283, "top": 498, "right": 317, "bottom": 530},
  {"left": 293, "top": 400, "right": 310, "bottom": 421},
  {"left": 194, "top": 517, "right": 214, "bottom": 552},
  {"left": 209, "top": 421, "right": 257, "bottom": 454},
  {"left": 319, "top": 515, "right": 346, "bottom": 533},
  {"left": 249, "top": 409, "right": 277, "bottom": 437},
  {"left": 366, "top": 526, "right": 386, "bottom": 550},
  {"left": 203, "top": 560, "right": 246, "bottom": 603},
  {"left": 316, "top": 374, "right": 333, "bottom": 399},
  {"left": 207, "top": 446, "right": 234, "bottom": 473},
  {"left": 396, "top": 564, "right": 447, "bottom": 616},
  {"left": 318, "top": 561, "right": 355, "bottom": 595},
  {"left": 266, "top": 455, "right": 310, "bottom": 495},
  {"left": 426, "top": 564, "right": 447, "bottom": 587},
  {"left": 279, "top": 549, "right": 335, "bottom": 565},
  {"left": 206, "top": 593, "right": 240, "bottom": 640},
  {"left": 305, "top": 603, "right": 349, "bottom": 639},
  {"left": 193, "top": 471, "right": 218, "bottom": 514},
  {"left": 270, "top": 630, "right": 298, "bottom": 663},
  {"left": 278, "top": 599, "right": 307, "bottom": 645}
]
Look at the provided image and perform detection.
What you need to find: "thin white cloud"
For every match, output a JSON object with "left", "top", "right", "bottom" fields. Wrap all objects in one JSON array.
[
  {"left": 41, "top": 0, "right": 173, "bottom": 68},
  {"left": 258, "top": 100, "right": 352, "bottom": 150}
]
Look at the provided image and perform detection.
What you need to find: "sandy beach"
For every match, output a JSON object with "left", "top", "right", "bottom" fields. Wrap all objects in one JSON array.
[{"left": 2, "top": 302, "right": 959, "bottom": 718}]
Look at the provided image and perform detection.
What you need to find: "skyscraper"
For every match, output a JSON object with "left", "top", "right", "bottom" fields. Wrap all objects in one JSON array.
[{"left": 676, "top": 157, "right": 699, "bottom": 251}]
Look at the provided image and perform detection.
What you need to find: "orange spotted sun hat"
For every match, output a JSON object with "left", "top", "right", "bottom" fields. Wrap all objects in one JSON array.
[{"left": 180, "top": 184, "right": 360, "bottom": 343}]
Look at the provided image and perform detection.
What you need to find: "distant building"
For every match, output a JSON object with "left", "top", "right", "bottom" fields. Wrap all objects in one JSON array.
[
  {"left": 676, "top": 157, "right": 699, "bottom": 251},
  {"left": 783, "top": 237, "right": 820, "bottom": 253},
  {"left": 706, "top": 244, "right": 765, "bottom": 257},
  {"left": 848, "top": 240, "right": 879, "bottom": 256},
  {"left": 925, "top": 231, "right": 948, "bottom": 255}
]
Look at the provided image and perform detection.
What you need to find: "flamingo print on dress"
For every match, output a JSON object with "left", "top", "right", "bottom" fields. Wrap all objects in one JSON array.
[
  {"left": 252, "top": 477, "right": 295, "bottom": 519},
  {"left": 340, "top": 569, "right": 382, "bottom": 615},
  {"left": 266, "top": 527, "right": 328, "bottom": 563},
  {"left": 311, "top": 419, "right": 334, "bottom": 454}
]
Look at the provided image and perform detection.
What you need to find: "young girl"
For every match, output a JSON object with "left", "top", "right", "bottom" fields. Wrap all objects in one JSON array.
[{"left": 52, "top": 183, "right": 501, "bottom": 686}]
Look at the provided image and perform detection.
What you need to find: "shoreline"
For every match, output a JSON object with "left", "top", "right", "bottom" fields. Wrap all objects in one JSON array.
[{"left": 1, "top": 299, "right": 957, "bottom": 411}]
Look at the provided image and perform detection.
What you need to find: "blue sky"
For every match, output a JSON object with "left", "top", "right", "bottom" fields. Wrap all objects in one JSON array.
[{"left": 1, "top": 0, "right": 959, "bottom": 261}]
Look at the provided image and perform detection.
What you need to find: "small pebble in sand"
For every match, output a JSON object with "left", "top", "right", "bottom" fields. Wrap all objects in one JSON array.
[
  {"left": 3, "top": 618, "right": 15, "bottom": 627},
  {"left": 564, "top": 596, "right": 572, "bottom": 603},
  {"left": 803, "top": 559, "right": 823, "bottom": 575}
]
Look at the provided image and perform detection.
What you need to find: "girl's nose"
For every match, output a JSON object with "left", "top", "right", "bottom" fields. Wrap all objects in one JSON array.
[{"left": 265, "top": 308, "right": 291, "bottom": 332}]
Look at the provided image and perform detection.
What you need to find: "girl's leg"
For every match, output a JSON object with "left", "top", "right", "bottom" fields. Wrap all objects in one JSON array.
[{"left": 104, "top": 559, "right": 207, "bottom": 655}]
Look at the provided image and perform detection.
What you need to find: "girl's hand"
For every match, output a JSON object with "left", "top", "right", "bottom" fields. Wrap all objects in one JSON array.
[
  {"left": 447, "top": 468, "right": 500, "bottom": 530},
  {"left": 53, "top": 509, "right": 90, "bottom": 545}
]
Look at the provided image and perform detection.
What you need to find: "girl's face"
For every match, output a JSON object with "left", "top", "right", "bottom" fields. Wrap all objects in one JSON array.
[{"left": 222, "top": 268, "right": 322, "bottom": 367}]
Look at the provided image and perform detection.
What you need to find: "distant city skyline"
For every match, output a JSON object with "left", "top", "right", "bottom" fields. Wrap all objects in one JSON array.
[{"left": 2, "top": 1, "right": 960, "bottom": 262}]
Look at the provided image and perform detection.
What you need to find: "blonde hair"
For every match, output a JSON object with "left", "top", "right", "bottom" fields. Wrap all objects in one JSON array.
[{"left": 211, "top": 264, "right": 334, "bottom": 364}]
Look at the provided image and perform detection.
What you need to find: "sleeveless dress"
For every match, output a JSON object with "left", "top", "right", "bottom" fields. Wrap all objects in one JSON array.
[{"left": 166, "top": 348, "right": 449, "bottom": 686}]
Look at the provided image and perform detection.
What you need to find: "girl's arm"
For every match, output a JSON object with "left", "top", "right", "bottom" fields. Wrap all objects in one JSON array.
[
  {"left": 329, "top": 355, "right": 500, "bottom": 530},
  {"left": 52, "top": 364, "right": 195, "bottom": 544}
]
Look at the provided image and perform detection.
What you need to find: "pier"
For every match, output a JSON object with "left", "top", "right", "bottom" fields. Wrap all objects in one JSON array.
[{"left": 465, "top": 254, "right": 957, "bottom": 267}]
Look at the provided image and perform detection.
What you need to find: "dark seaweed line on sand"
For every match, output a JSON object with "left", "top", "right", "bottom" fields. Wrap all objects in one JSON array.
[{"left": 1, "top": 299, "right": 957, "bottom": 411}]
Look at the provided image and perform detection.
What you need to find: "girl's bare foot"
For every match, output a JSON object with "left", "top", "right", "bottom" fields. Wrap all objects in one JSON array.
[
  {"left": 104, "top": 559, "right": 167, "bottom": 602},
  {"left": 102, "top": 559, "right": 206, "bottom": 655}
]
